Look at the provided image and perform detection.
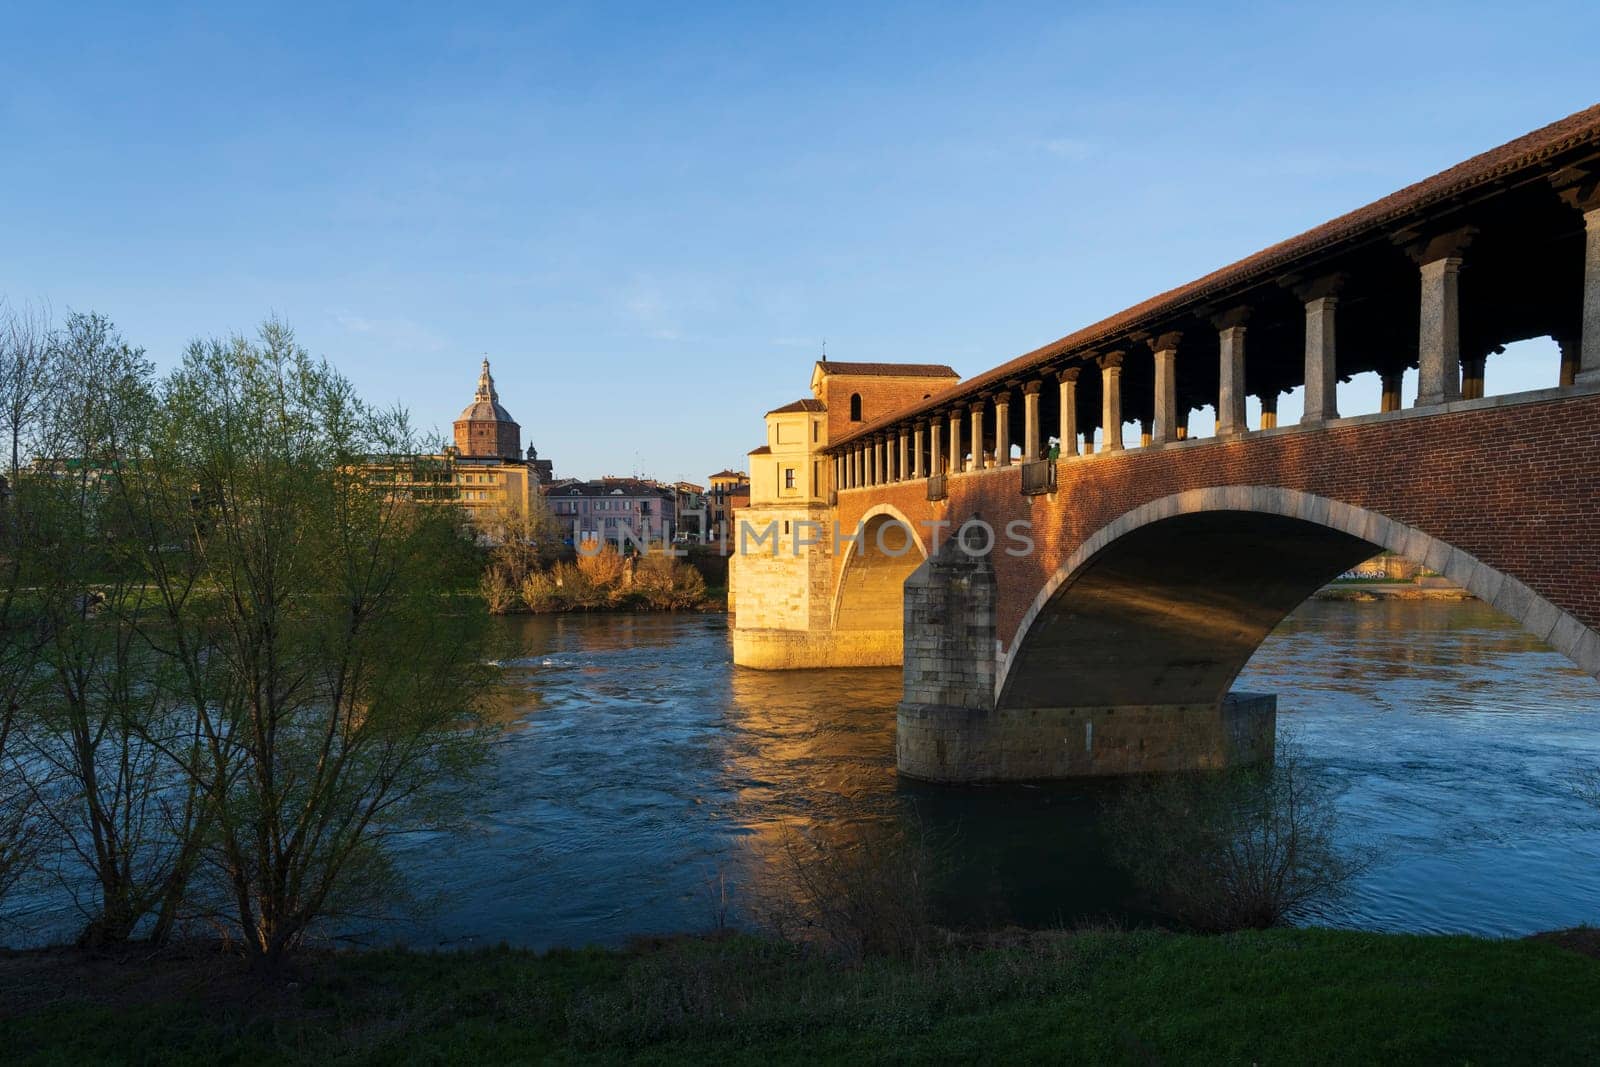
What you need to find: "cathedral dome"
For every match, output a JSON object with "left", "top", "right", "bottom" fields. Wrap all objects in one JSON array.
[
  {"left": 452, "top": 359, "right": 522, "bottom": 459},
  {"left": 457, "top": 360, "right": 517, "bottom": 423}
]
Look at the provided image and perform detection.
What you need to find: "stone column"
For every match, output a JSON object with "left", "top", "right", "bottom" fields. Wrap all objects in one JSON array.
[
  {"left": 1099, "top": 352, "right": 1124, "bottom": 452},
  {"left": 1216, "top": 321, "right": 1248, "bottom": 436},
  {"left": 876, "top": 437, "right": 887, "bottom": 485},
  {"left": 1082, "top": 428, "right": 1095, "bottom": 453},
  {"left": 969, "top": 401, "right": 987, "bottom": 470},
  {"left": 1257, "top": 391, "right": 1279, "bottom": 429},
  {"left": 912, "top": 422, "right": 925, "bottom": 478},
  {"left": 1582, "top": 208, "right": 1600, "bottom": 383},
  {"left": 1151, "top": 334, "right": 1180, "bottom": 444},
  {"left": 1058, "top": 368, "right": 1080, "bottom": 456},
  {"left": 1380, "top": 368, "right": 1404, "bottom": 413},
  {"left": 1176, "top": 410, "right": 1189, "bottom": 440},
  {"left": 948, "top": 410, "right": 963, "bottom": 474},
  {"left": 1302, "top": 294, "right": 1340, "bottom": 422},
  {"left": 898, "top": 429, "right": 909, "bottom": 482},
  {"left": 1404, "top": 230, "right": 1474, "bottom": 407},
  {"left": 994, "top": 390, "right": 1012, "bottom": 467},
  {"left": 1416, "top": 259, "right": 1462, "bottom": 406},
  {"left": 930, "top": 416, "right": 944, "bottom": 475},
  {"left": 1022, "top": 381, "right": 1042, "bottom": 461},
  {"left": 1461, "top": 351, "right": 1488, "bottom": 401},
  {"left": 1139, "top": 418, "right": 1152, "bottom": 448},
  {"left": 834, "top": 455, "right": 844, "bottom": 493},
  {"left": 1559, "top": 336, "right": 1579, "bottom": 388}
]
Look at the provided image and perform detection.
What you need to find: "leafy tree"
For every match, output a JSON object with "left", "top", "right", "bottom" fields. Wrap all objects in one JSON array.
[
  {"left": 18, "top": 312, "right": 202, "bottom": 946},
  {"left": 116, "top": 320, "right": 492, "bottom": 968}
]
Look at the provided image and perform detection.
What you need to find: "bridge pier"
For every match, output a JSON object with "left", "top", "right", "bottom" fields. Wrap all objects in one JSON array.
[
  {"left": 899, "top": 695, "right": 1277, "bottom": 783},
  {"left": 895, "top": 529, "right": 1276, "bottom": 782}
]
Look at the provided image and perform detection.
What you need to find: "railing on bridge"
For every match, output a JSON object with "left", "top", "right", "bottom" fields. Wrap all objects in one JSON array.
[
  {"left": 1020, "top": 459, "right": 1056, "bottom": 496},
  {"left": 926, "top": 473, "right": 947, "bottom": 501}
]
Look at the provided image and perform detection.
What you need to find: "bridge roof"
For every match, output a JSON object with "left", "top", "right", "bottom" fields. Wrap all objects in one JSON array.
[{"left": 827, "top": 101, "right": 1600, "bottom": 451}]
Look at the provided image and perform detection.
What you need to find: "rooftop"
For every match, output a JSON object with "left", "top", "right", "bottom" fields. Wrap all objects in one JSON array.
[
  {"left": 767, "top": 398, "right": 827, "bottom": 414},
  {"left": 814, "top": 360, "right": 960, "bottom": 378}
]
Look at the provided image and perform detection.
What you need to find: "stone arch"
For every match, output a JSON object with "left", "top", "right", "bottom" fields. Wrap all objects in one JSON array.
[
  {"left": 832, "top": 505, "right": 929, "bottom": 632},
  {"left": 996, "top": 486, "right": 1600, "bottom": 710}
]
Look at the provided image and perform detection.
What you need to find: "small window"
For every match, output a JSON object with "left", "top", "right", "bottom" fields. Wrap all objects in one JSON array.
[
  {"left": 784, "top": 468, "right": 796, "bottom": 489},
  {"left": 813, "top": 421, "right": 819, "bottom": 442},
  {"left": 850, "top": 394, "right": 863, "bottom": 421}
]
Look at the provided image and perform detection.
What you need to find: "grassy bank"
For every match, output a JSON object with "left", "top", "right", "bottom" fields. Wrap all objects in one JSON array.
[{"left": 3, "top": 928, "right": 1598, "bottom": 1063}]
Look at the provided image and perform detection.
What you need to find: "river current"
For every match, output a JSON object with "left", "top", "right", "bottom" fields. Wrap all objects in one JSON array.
[
  {"left": 6, "top": 599, "right": 1599, "bottom": 949},
  {"left": 389, "top": 599, "right": 1600, "bottom": 949}
]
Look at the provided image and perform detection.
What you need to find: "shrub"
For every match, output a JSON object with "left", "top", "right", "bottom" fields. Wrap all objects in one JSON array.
[
  {"left": 520, "top": 569, "right": 564, "bottom": 612},
  {"left": 632, "top": 554, "right": 707, "bottom": 609},
  {"left": 575, "top": 546, "right": 627, "bottom": 594},
  {"left": 1103, "top": 736, "right": 1363, "bottom": 932},
  {"left": 480, "top": 564, "right": 519, "bottom": 614},
  {"left": 766, "top": 822, "right": 934, "bottom": 963}
]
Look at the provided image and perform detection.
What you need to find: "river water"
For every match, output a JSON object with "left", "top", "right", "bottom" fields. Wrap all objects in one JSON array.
[
  {"left": 384, "top": 599, "right": 1600, "bottom": 949},
  {"left": 7, "top": 600, "right": 1600, "bottom": 949}
]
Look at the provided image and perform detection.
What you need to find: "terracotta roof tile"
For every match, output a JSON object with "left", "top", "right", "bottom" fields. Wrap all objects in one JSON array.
[
  {"left": 815, "top": 360, "right": 960, "bottom": 378},
  {"left": 766, "top": 398, "right": 826, "bottom": 414}
]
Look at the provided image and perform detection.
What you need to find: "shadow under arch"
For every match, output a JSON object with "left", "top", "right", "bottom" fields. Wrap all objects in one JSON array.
[
  {"left": 832, "top": 505, "right": 929, "bottom": 633},
  {"left": 996, "top": 486, "right": 1600, "bottom": 710}
]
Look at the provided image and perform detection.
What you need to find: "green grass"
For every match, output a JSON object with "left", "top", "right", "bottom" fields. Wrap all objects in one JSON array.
[{"left": 3, "top": 928, "right": 1597, "bottom": 1063}]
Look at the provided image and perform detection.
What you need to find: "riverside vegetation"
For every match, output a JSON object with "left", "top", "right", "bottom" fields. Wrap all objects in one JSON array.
[
  {"left": 479, "top": 540, "right": 712, "bottom": 615},
  {"left": 0, "top": 307, "right": 493, "bottom": 969},
  {"left": 473, "top": 497, "right": 718, "bottom": 615}
]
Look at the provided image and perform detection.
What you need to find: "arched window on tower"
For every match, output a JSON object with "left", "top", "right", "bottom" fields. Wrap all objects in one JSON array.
[{"left": 850, "top": 393, "right": 863, "bottom": 421}]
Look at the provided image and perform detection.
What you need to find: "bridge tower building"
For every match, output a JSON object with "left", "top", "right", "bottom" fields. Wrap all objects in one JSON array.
[{"left": 730, "top": 360, "right": 959, "bottom": 668}]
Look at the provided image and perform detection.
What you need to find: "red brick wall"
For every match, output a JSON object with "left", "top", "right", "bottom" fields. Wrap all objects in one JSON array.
[
  {"left": 454, "top": 418, "right": 521, "bottom": 460},
  {"left": 819, "top": 373, "right": 957, "bottom": 446},
  {"left": 835, "top": 391, "right": 1600, "bottom": 648}
]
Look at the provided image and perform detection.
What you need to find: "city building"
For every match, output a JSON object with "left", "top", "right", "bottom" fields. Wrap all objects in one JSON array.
[
  {"left": 367, "top": 359, "right": 555, "bottom": 536},
  {"left": 669, "top": 481, "right": 706, "bottom": 539},
  {"left": 547, "top": 477, "right": 677, "bottom": 546},
  {"left": 706, "top": 469, "right": 749, "bottom": 543}
]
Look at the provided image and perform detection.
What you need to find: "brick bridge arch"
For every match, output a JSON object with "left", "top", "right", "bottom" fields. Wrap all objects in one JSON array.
[
  {"left": 996, "top": 486, "right": 1600, "bottom": 713},
  {"left": 831, "top": 504, "right": 929, "bottom": 633}
]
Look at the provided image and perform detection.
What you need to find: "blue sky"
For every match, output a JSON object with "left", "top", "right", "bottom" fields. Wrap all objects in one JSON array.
[{"left": 4, "top": 3, "right": 1597, "bottom": 481}]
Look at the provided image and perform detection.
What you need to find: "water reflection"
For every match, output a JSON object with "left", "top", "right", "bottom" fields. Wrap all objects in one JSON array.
[
  {"left": 9, "top": 600, "right": 1600, "bottom": 949},
  {"left": 391, "top": 600, "right": 1600, "bottom": 948}
]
